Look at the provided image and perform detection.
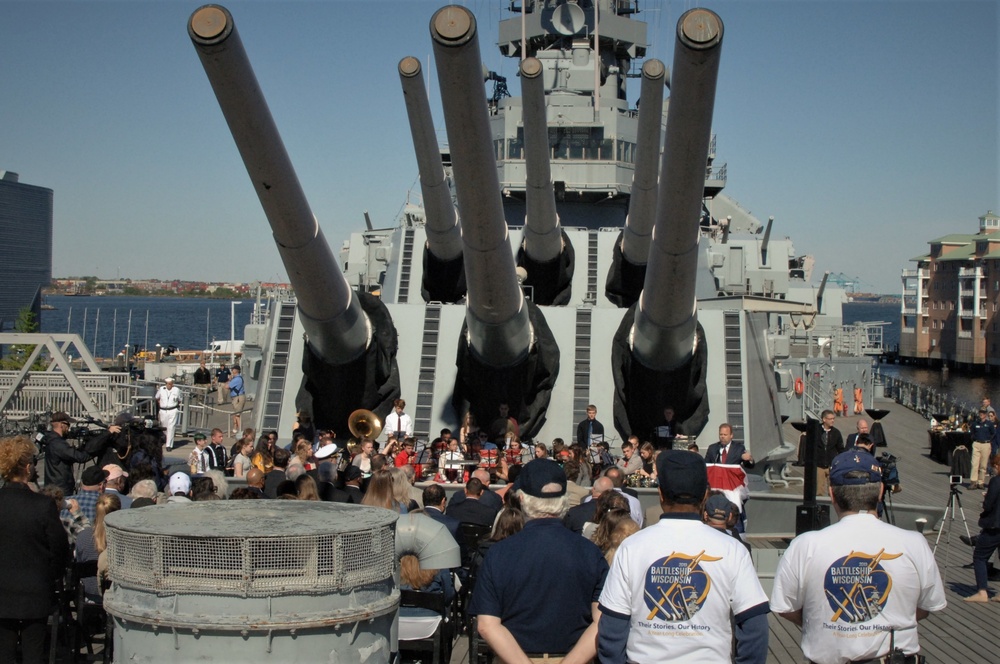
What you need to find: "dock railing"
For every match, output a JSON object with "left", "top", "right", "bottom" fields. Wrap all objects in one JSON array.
[{"left": 877, "top": 371, "right": 978, "bottom": 424}]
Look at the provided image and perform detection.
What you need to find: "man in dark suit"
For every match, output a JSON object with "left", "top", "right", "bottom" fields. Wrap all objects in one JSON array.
[
  {"left": 449, "top": 469, "right": 503, "bottom": 512},
  {"left": 576, "top": 404, "right": 605, "bottom": 447},
  {"left": 342, "top": 465, "right": 365, "bottom": 504},
  {"left": 704, "top": 422, "right": 755, "bottom": 469},
  {"left": 563, "top": 477, "right": 610, "bottom": 534},
  {"left": 815, "top": 409, "right": 845, "bottom": 496},
  {"left": 422, "top": 484, "right": 460, "bottom": 539},
  {"left": 447, "top": 478, "right": 498, "bottom": 528},
  {"left": 845, "top": 418, "right": 870, "bottom": 449},
  {"left": 263, "top": 448, "right": 291, "bottom": 499}
]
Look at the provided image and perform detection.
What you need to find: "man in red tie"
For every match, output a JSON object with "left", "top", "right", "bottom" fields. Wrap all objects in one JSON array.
[{"left": 704, "top": 423, "right": 755, "bottom": 468}]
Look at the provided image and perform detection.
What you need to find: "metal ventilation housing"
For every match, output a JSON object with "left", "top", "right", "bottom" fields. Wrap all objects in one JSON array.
[{"left": 103, "top": 502, "right": 398, "bottom": 662}]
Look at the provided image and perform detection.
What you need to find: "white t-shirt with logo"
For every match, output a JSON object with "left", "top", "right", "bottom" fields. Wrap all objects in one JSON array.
[
  {"left": 599, "top": 516, "right": 767, "bottom": 662},
  {"left": 771, "top": 513, "right": 947, "bottom": 664}
]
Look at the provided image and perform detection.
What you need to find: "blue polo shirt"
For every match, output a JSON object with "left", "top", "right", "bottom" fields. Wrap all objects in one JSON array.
[{"left": 468, "top": 518, "right": 608, "bottom": 654}]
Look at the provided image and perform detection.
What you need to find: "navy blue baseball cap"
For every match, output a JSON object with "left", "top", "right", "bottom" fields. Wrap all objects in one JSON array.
[
  {"left": 829, "top": 450, "right": 882, "bottom": 486},
  {"left": 704, "top": 493, "right": 738, "bottom": 521},
  {"left": 513, "top": 459, "right": 567, "bottom": 497},
  {"left": 656, "top": 449, "right": 709, "bottom": 502}
]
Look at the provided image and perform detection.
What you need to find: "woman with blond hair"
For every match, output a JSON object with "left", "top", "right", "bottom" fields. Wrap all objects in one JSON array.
[
  {"left": 398, "top": 553, "right": 455, "bottom": 617},
  {"left": 592, "top": 511, "right": 640, "bottom": 564},
  {"left": 296, "top": 474, "right": 321, "bottom": 501},
  {"left": 388, "top": 466, "right": 419, "bottom": 512},
  {"left": 0, "top": 436, "right": 69, "bottom": 663},
  {"left": 361, "top": 470, "right": 408, "bottom": 512},
  {"left": 288, "top": 439, "right": 314, "bottom": 474}
]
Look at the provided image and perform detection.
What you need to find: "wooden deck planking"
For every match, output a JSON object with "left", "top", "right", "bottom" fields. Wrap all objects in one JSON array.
[{"left": 442, "top": 399, "right": 1000, "bottom": 663}]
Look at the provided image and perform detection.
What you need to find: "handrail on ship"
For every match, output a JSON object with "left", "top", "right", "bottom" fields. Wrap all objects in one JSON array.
[{"left": 877, "top": 371, "right": 979, "bottom": 425}]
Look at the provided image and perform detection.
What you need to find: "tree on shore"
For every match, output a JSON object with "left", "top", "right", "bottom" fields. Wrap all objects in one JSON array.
[{"left": 0, "top": 308, "right": 48, "bottom": 371}]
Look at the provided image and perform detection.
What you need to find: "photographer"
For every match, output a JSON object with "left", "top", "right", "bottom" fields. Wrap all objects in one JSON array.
[
  {"left": 93, "top": 412, "right": 144, "bottom": 469},
  {"left": 39, "top": 412, "right": 116, "bottom": 495}
]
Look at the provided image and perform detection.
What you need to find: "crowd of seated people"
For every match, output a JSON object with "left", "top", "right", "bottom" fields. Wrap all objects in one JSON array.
[{"left": 0, "top": 399, "right": 785, "bottom": 664}]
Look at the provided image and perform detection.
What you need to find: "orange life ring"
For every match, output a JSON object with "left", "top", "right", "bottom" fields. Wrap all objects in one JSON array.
[{"left": 794, "top": 377, "right": 804, "bottom": 396}]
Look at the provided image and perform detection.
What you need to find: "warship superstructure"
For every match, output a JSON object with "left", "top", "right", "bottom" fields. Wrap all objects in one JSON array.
[{"left": 189, "top": 1, "right": 871, "bottom": 459}]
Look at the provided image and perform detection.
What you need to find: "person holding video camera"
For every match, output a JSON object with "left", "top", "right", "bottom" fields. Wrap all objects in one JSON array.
[{"left": 39, "top": 412, "right": 115, "bottom": 495}]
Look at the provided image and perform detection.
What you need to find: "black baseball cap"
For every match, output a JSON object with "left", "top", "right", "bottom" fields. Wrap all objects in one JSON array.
[
  {"left": 656, "top": 449, "right": 709, "bottom": 502},
  {"left": 51, "top": 412, "right": 74, "bottom": 424},
  {"left": 81, "top": 465, "right": 109, "bottom": 486},
  {"left": 513, "top": 459, "right": 567, "bottom": 497}
]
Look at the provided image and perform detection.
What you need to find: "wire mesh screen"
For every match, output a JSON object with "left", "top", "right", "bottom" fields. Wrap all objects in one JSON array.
[{"left": 104, "top": 502, "right": 396, "bottom": 598}]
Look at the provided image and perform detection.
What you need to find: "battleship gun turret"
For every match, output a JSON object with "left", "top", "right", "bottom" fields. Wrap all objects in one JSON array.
[
  {"left": 398, "top": 56, "right": 466, "bottom": 303},
  {"left": 188, "top": 5, "right": 400, "bottom": 434},
  {"left": 431, "top": 6, "right": 559, "bottom": 438},
  {"left": 181, "top": 2, "right": 864, "bottom": 458},
  {"left": 606, "top": 58, "right": 667, "bottom": 307},
  {"left": 516, "top": 56, "right": 574, "bottom": 306},
  {"left": 612, "top": 8, "right": 724, "bottom": 440}
]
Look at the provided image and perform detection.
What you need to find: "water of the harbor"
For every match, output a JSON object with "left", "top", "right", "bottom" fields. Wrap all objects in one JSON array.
[
  {"left": 844, "top": 300, "right": 1000, "bottom": 408},
  {"left": 40, "top": 295, "right": 253, "bottom": 358}
]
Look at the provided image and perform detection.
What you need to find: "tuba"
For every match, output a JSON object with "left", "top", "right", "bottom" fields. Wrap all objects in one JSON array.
[{"left": 348, "top": 409, "right": 383, "bottom": 440}]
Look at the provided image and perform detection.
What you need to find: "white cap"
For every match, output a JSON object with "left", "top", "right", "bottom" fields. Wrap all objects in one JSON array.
[
  {"left": 169, "top": 472, "right": 191, "bottom": 495},
  {"left": 315, "top": 443, "right": 339, "bottom": 460},
  {"left": 165, "top": 377, "right": 174, "bottom": 383}
]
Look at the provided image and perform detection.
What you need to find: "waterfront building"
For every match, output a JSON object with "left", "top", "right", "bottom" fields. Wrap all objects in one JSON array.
[
  {"left": 0, "top": 171, "right": 53, "bottom": 329},
  {"left": 900, "top": 210, "right": 1000, "bottom": 369}
]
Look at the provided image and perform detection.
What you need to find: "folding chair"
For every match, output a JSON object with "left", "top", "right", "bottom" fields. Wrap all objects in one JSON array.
[
  {"left": 70, "top": 559, "right": 108, "bottom": 661},
  {"left": 398, "top": 589, "right": 451, "bottom": 664}
]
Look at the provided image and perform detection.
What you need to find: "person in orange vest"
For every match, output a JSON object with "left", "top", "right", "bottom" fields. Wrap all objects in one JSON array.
[{"left": 833, "top": 387, "right": 845, "bottom": 416}]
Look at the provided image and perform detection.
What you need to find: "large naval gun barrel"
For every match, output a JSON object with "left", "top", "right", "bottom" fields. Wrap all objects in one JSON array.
[
  {"left": 189, "top": 5, "right": 399, "bottom": 431},
  {"left": 607, "top": 59, "right": 667, "bottom": 307},
  {"left": 431, "top": 5, "right": 559, "bottom": 438},
  {"left": 633, "top": 8, "right": 722, "bottom": 372},
  {"left": 612, "top": 8, "right": 723, "bottom": 440},
  {"left": 398, "top": 56, "right": 466, "bottom": 303},
  {"left": 517, "top": 57, "right": 574, "bottom": 305}
]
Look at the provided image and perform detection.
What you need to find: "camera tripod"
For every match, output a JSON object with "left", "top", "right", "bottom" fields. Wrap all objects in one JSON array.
[
  {"left": 879, "top": 485, "right": 896, "bottom": 525},
  {"left": 933, "top": 482, "right": 973, "bottom": 583}
]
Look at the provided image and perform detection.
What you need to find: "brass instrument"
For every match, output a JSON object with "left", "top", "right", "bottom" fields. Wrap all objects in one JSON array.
[{"left": 348, "top": 409, "right": 382, "bottom": 440}]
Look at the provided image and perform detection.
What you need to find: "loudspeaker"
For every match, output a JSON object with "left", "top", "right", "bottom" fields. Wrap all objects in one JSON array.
[{"left": 795, "top": 503, "right": 830, "bottom": 535}]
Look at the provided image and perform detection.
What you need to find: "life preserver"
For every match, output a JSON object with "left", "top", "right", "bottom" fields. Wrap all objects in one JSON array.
[
  {"left": 853, "top": 387, "right": 864, "bottom": 414},
  {"left": 794, "top": 378, "right": 804, "bottom": 396}
]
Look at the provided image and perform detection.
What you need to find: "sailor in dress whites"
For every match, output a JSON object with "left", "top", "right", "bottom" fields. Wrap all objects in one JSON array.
[{"left": 156, "top": 377, "right": 182, "bottom": 450}]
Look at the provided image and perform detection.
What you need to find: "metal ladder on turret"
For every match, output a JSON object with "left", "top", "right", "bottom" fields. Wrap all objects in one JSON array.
[
  {"left": 723, "top": 312, "right": 746, "bottom": 444},
  {"left": 397, "top": 229, "right": 415, "bottom": 303},
  {"left": 260, "top": 301, "right": 297, "bottom": 432},
  {"left": 573, "top": 308, "right": 593, "bottom": 427},
  {"left": 413, "top": 304, "right": 441, "bottom": 440}
]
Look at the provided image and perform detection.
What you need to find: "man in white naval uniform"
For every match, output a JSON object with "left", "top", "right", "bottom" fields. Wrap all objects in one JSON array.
[{"left": 156, "top": 377, "right": 182, "bottom": 450}]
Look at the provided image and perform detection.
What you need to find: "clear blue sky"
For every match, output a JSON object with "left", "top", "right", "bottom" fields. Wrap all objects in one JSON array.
[{"left": 2, "top": 0, "right": 996, "bottom": 294}]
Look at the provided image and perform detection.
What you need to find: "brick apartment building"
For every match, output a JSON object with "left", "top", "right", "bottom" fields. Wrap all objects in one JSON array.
[{"left": 901, "top": 210, "right": 1000, "bottom": 369}]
